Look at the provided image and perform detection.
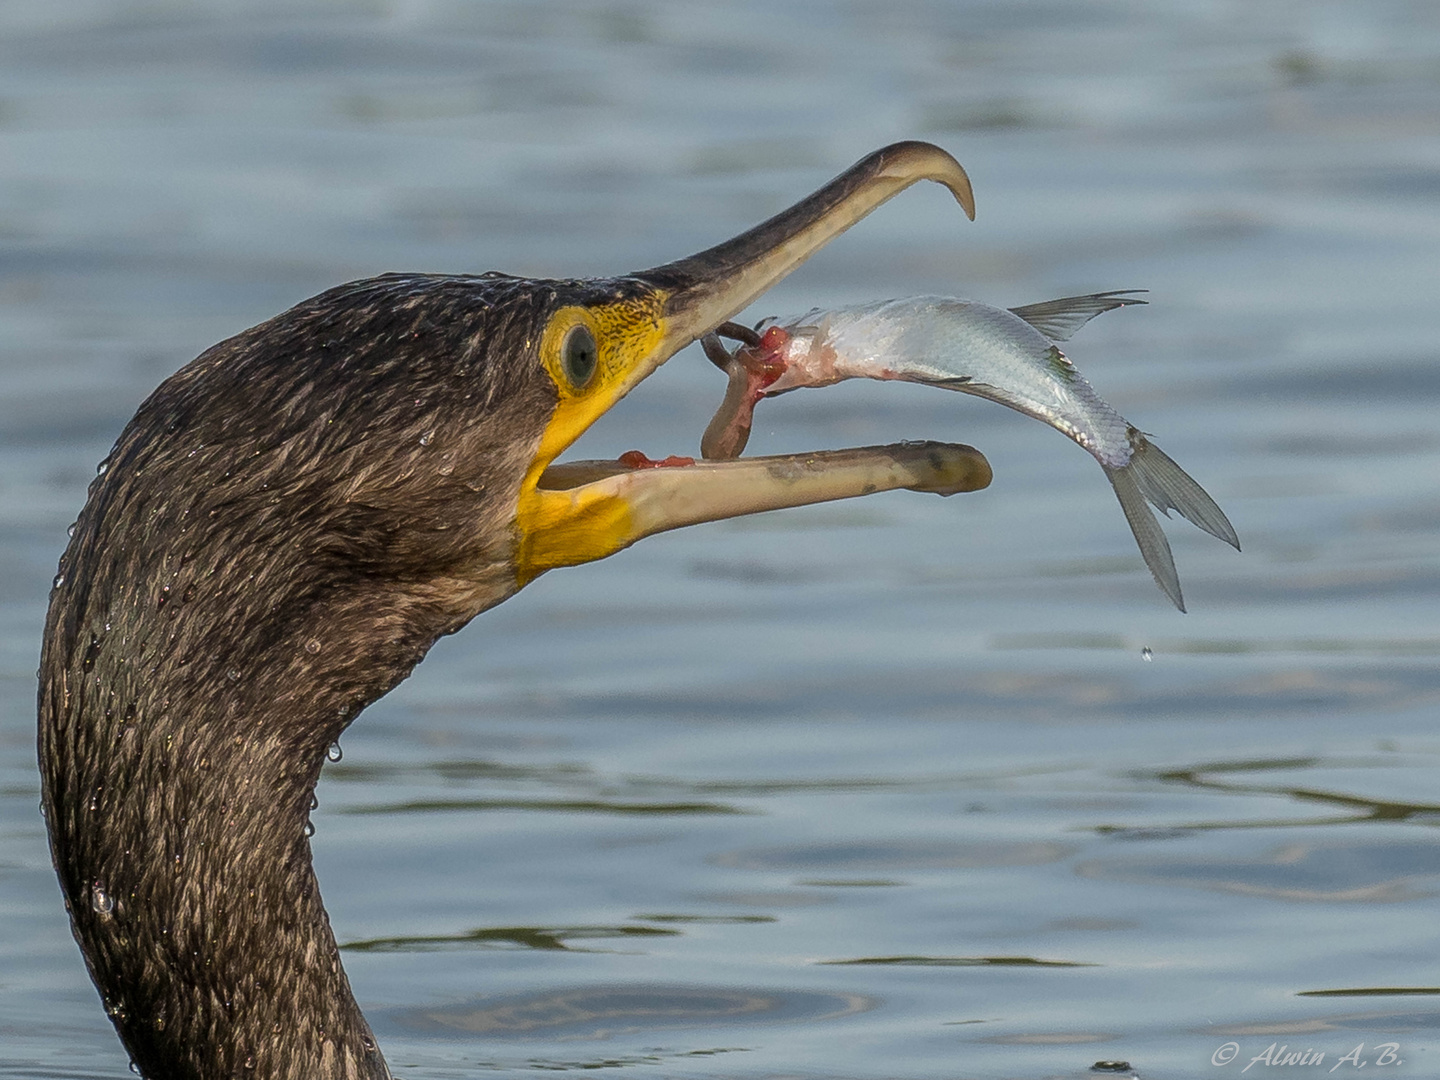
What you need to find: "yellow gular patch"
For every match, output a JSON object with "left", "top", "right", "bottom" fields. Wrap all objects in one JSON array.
[{"left": 515, "top": 293, "right": 671, "bottom": 584}]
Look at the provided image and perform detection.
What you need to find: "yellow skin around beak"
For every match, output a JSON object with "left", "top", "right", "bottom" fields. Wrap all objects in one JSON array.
[{"left": 512, "top": 141, "right": 989, "bottom": 586}]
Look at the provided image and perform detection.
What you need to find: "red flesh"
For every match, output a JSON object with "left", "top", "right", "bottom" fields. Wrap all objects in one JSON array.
[
  {"left": 745, "top": 327, "right": 791, "bottom": 402},
  {"left": 618, "top": 450, "right": 697, "bottom": 469}
]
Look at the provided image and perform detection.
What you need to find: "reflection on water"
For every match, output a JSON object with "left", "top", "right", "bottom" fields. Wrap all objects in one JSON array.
[
  {"left": 994, "top": 632, "right": 1440, "bottom": 656},
  {"left": 712, "top": 839, "right": 1076, "bottom": 872},
  {"left": 1094, "top": 757, "right": 1440, "bottom": 832},
  {"left": 345, "top": 795, "right": 748, "bottom": 815},
  {"left": 1213, "top": 1008, "right": 1440, "bottom": 1036},
  {"left": 4, "top": 1, "right": 1440, "bottom": 1078},
  {"left": 384, "top": 984, "right": 872, "bottom": 1038},
  {"left": 345, "top": 924, "right": 681, "bottom": 954},
  {"left": 979, "top": 1032, "right": 1120, "bottom": 1047},
  {"left": 820, "top": 955, "right": 1094, "bottom": 968},
  {"left": 1078, "top": 839, "right": 1440, "bottom": 902}
]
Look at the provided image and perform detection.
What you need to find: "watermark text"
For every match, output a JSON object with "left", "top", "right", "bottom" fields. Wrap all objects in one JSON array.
[{"left": 1211, "top": 1042, "right": 1402, "bottom": 1072}]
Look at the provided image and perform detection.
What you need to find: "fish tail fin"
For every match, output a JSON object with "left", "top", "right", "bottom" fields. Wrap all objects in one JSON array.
[
  {"left": 1103, "top": 437, "right": 1239, "bottom": 611},
  {"left": 1104, "top": 462, "right": 1186, "bottom": 612},
  {"left": 1126, "top": 436, "right": 1240, "bottom": 550}
]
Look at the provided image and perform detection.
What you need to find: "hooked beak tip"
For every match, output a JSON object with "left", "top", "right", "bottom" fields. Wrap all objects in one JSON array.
[{"left": 647, "top": 141, "right": 976, "bottom": 348}]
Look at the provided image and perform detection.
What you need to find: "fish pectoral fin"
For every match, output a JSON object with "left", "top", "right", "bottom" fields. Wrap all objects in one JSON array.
[{"left": 1008, "top": 290, "right": 1148, "bottom": 342}]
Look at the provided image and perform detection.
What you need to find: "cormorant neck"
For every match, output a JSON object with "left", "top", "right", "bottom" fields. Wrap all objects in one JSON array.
[
  {"left": 39, "top": 478, "right": 522, "bottom": 1079},
  {"left": 39, "top": 591, "right": 433, "bottom": 1079}
]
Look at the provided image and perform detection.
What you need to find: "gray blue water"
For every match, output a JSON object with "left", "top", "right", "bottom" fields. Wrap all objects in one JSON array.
[{"left": 4, "top": 2, "right": 1440, "bottom": 1077}]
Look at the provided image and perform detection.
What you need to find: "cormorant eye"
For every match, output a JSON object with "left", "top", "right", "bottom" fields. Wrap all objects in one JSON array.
[{"left": 561, "top": 324, "right": 598, "bottom": 389}]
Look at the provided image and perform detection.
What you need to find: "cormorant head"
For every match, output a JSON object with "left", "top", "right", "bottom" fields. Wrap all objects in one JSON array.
[
  {"left": 57, "top": 144, "right": 982, "bottom": 699},
  {"left": 50, "top": 142, "right": 983, "bottom": 753}
]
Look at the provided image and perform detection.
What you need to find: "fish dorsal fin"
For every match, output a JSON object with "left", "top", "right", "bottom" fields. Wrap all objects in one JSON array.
[{"left": 1008, "top": 290, "right": 1147, "bottom": 341}]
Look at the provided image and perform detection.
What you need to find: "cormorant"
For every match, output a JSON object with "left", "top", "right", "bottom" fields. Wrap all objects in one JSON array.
[{"left": 39, "top": 142, "right": 987, "bottom": 1079}]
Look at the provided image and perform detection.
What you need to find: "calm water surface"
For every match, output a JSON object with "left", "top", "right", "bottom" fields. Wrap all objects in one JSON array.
[{"left": 3, "top": 2, "right": 1440, "bottom": 1078}]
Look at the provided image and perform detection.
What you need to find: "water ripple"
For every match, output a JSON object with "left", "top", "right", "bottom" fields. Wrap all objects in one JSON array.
[{"left": 381, "top": 984, "right": 872, "bottom": 1039}]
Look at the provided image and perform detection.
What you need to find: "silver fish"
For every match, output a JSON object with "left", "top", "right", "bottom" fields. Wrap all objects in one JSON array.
[{"left": 701, "top": 291, "right": 1239, "bottom": 611}]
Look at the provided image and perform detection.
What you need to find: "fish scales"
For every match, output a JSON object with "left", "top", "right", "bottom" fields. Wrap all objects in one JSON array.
[
  {"left": 782, "top": 298, "right": 1137, "bottom": 469},
  {"left": 701, "top": 292, "right": 1239, "bottom": 611}
]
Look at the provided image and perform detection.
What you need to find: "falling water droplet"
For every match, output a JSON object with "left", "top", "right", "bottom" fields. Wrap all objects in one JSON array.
[
  {"left": 128, "top": 1061, "right": 140, "bottom": 1075},
  {"left": 96, "top": 460, "right": 110, "bottom": 476},
  {"left": 309, "top": 793, "right": 319, "bottom": 810},
  {"left": 304, "top": 821, "right": 315, "bottom": 838},
  {"left": 326, "top": 742, "right": 343, "bottom": 762},
  {"left": 1140, "top": 646, "right": 1153, "bottom": 662},
  {"left": 305, "top": 639, "right": 322, "bottom": 654},
  {"left": 53, "top": 573, "right": 65, "bottom": 589},
  {"left": 226, "top": 669, "right": 241, "bottom": 682},
  {"left": 67, "top": 522, "right": 78, "bottom": 538},
  {"left": 418, "top": 430, "right": 434, "bottom": 446},
  {"left": 92, "top": 882, "right": 114, "bottom": 916}
]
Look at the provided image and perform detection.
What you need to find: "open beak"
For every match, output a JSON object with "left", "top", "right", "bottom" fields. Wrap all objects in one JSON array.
[{"left": 513, "top": 141, "right": 988, "bottom": 585}]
